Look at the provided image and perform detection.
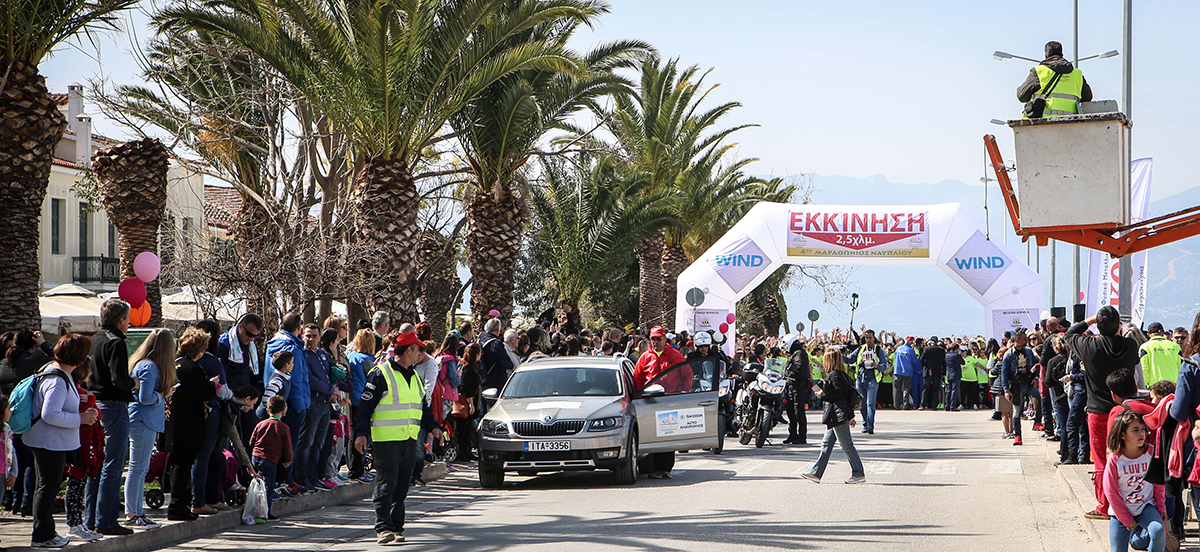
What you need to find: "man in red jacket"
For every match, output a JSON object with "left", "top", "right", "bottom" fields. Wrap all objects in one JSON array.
[{"left": 633, "top": 327, "right": 690, "bottom": 479}]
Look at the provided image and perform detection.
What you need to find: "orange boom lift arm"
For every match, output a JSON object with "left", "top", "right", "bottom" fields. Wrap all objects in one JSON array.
[{"left": 984, "top": 134, "right": 1200, "bottom": 258}]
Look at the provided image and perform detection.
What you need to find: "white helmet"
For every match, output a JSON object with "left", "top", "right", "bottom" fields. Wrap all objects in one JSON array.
[
  {"left": 694, "top": 331, "right": 713, "bottom": 347},
  {"left": 782, "top": 333, "right": 801, "bottom": 353}
]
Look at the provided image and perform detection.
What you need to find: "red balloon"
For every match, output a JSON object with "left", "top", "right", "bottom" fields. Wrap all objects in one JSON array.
[
  {"left": 726, "top": 313, "right": 736, "bottom": 324},
  {"left": 718, "top": 323, "right": 729, "bottom": 334},
  {"left": 118, "top": 278, "right": 147, "bottom": 309}
]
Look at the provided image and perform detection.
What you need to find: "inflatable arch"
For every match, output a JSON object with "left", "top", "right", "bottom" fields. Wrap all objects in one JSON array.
[{"left": 673, "top": 203, "right": 1043, "bottom": 347}]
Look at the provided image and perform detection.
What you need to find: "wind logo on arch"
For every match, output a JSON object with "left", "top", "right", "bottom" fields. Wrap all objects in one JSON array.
[
  {"left": 708, "top": 234, "right": 769, "bottom": 293},
  {"left": 952, "top": 256, "right": 1006, "bottom": 271},
  {"left": 948, "top": 231, "right": 1012, "bottom": 296}
]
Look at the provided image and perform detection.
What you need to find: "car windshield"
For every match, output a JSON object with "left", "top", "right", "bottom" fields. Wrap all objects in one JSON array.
[{"left": 502, "top": 367, "right": 622, "bottom": 398}]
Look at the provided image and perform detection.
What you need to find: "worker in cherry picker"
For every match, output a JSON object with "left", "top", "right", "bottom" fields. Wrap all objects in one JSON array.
[{"left": 1017, "top": 41, "right": 1093, "bottom": 118}]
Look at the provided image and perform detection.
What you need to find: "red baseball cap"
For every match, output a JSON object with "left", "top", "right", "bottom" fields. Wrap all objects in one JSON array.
[
  {"left": 393, "top": 332, "right": 421, "bottom": 349},
  {"left": 649, "top": 327, "right": 667, "bottom": 338}
]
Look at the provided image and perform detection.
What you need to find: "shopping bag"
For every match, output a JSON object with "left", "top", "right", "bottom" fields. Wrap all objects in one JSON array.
[{"left": 242, "top": 477, "right": 269, "bottom": 525}]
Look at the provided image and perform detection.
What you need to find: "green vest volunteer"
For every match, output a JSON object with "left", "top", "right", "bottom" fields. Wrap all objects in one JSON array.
[
  {"left": 353, "top": 332, "right": 438, "bottom": 544},
  {"left": 1026, "top": 64, "right": 1085, "bottom": 118},
  {"left": 1139, "top": 335, "right": 1183, "bottom": 386},
  {"left": 961, "top": 356, "right": 979, "bottom": 384}
]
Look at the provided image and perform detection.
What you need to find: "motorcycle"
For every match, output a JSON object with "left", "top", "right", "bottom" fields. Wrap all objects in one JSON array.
[{"left": 736, "top": 363, "right": 789, "bottom": 448}]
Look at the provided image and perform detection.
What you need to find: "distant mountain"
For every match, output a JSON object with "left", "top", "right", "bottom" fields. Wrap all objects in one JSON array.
[{"left": 778, "top": 174, "right": 1200, "bottom": 336}]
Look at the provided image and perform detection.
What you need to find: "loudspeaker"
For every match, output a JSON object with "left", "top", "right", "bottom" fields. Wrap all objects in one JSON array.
[
  {"left": 1051, "top": 307, "right": 1067, "bottom": 322},
  {"left": 1073, "top": 304, "right": 1087, "bottom": 324}
]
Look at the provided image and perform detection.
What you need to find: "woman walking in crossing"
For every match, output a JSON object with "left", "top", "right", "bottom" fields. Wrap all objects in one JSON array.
[{"left": 802, "top": 348, "right": 866, "bottom": 484}]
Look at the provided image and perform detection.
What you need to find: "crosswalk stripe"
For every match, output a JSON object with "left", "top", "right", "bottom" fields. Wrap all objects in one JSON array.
[
  {"left": 989, "top": 459, "right": 1023, "bottom": 475},
  {"left": 863, "top": 461, "right": 897, "bottom": 475},
  {"left": 792, "top": 465, "right": 812, "bottom": 475},
  {"left": 737, "top": 460, "right": 771, "bottom": 475},
  {"left": 922, "top": 460, "right": 958, "bottom": 475}
]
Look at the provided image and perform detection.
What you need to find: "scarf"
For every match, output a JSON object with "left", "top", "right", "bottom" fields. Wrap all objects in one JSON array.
[{"left": 225, "top": 325, "right": 259, "bottom": 375}]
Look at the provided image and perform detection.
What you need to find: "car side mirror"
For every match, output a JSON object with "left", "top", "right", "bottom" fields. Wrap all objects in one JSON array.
[
  {"left": 642, "top": 384, "right": 666, "bottom": 398},
  {"left": 482, "top": 388, "right": 499, "bottom": 401}
]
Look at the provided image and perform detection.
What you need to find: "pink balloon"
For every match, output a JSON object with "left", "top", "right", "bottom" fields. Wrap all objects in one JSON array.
[
  {"left": 718, "top": 323, "right": 729, "bottom": 334},
  {"left": 726, "top": 313, "right": 736, "bottom": 324},
  {"left": 118, "top": 278, "right": 147, "bottom": 309},
  {"left": 488, "top": 309, "right": 500, "bottom": 317},
  {"left": 133, "top": 252, "right": 161, "bottom": 283}
]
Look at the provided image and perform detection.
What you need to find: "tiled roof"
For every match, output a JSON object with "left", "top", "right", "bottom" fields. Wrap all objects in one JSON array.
[
  {"left": 204, "top": 184, "right": 241, "bottom": 230},
  {"left": 63, "top": 129, "right": 123, "bottom": 147},
  {"left": 51, "top": 93, "right": 69, "bottom": 106},
  {"left": 51, "top": 158, "right": 81, "bottom": 169}
]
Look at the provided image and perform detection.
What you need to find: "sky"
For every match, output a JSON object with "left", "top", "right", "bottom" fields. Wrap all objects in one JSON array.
[{"left": 34, "top": 0, "right": 1200, "bottom": 334}]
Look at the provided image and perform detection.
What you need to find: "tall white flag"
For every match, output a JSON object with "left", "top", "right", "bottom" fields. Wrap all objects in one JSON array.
[{"left": 1086, "top": 158, "right": 1153, "bottom": 325}]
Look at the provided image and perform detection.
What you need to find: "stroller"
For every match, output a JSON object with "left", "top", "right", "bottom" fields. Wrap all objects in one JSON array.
[{"left": 142, "top": 448, "right": 247, "bottom": 510}]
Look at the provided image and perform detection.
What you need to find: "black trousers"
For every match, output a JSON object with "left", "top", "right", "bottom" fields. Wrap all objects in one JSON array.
[
  {"left": 922, "top": 378, "right": 942, "bottom": 409},
  {"left": 785, "top": 386, "right": 808, "bottom": 442},
  {"left": 348, "top": 405, "right": 365, "bottom": 479},
  {"left": 372, "top": 439, "right": 420, "bottom": 534},
  {"left": 169, "top": 452, "right": 198, "bottom": 516},
  {"left": 30, "top": 447, "right": 66, "bottom": 543}
]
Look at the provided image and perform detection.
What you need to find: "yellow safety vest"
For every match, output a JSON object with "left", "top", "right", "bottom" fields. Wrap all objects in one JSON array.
[
  {"left": 369, "top": 363, "right": 425, "bottom": 442},
  {"left": 1024, "top": 64, "right": 1085, "bottom": 118},
  {"left": 960, "top": 356, "right": 977, "bottom": 383},
  {"left": 1140, "top": 336, "right": 1183, "bottom": 386}
]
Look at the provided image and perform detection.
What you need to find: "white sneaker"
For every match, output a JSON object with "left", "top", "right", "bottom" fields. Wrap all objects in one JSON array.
[
  {"left": 68, "top": 526, "right": 102, "bottom": 542},
  {"left": 845, "top": 475, "right": 866, "bottom": 484}
]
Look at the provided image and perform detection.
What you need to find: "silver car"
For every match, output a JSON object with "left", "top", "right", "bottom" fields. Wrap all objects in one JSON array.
[{"left": 477, "top": 354, "right": 724, "bottom": 487}]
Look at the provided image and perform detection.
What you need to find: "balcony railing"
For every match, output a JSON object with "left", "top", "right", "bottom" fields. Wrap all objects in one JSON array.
[{"left": 73, "top": 256, "right": 120, "bottom": 284}]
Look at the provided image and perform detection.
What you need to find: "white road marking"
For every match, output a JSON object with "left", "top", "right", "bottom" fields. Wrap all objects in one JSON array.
[
  {"left": 922, "top": 460, "right": 958, "bottom": 475},
  {"left": 989, "top": 459, "right": 1023, "bottom": 475},
  {"left": 737, "top": 460, "right": 771, "bottom": 475},
  {"left": 792, "top": 465, "right": 813, "bottom": 475},
  {"left": 864, "top": 461, "right": 897, "bottom": 475}
]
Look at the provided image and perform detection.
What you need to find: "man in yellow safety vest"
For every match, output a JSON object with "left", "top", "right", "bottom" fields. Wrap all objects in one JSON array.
[
  {"left": 353, "top": 332, "right": 440, "bottom": 545},
  {"left": 1139, "top": 322, "right": 1183, "bottom": 386},
  {"left": 1017, "top": 41, "right": 1093, "bottom": 118}
]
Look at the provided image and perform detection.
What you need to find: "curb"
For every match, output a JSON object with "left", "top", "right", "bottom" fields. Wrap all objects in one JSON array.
[
  {"left": 10, "top": 462, "right": 447, "bottom": 552},
  {"left": 1039, "top": 436, "right": 1108, "bottom": 552}
]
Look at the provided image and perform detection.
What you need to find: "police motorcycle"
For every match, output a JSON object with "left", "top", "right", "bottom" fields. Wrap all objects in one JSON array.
[{"left": 735, "top": 360, "right": 790, "bottom": 448}]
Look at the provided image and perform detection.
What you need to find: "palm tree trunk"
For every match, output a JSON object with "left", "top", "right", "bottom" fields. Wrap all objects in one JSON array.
[
  {"left": 0, "top": 61, "right": 67, "bottom": 331},
  {"left": 417, "top": 234, "right": 458, "bottom": 343},
  {"left": 93, "top": 138, "right": 170, "bottom": 327},
  {"left": 761, "top": 291, "right": 782, "bottom": 337},
  {"left": 465, "top": 187, "right": 523, "bottom": 329},
  {"left": 660, "top": 241, "right": 689, "bottom": 328},
  {"left": 351, "top": 157, "right": 419, "bottom": 325},
  {"left": 636, "top": 232, "right": 665, "bottom": 330}
]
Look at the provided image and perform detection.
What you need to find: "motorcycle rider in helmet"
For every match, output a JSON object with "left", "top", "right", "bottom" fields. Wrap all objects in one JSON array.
[{"left": 782, "top": 334, "right": 812, "bottom": 444}]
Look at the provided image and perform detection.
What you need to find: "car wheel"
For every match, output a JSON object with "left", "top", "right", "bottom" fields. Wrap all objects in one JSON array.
[
  {"left": 755, "top": 411, "right": 772, "bottom": 448},
  {"left": 479, "top": 465, "right": 505, "bottom": 489},
  {"left": 713, "top": 414, "right": 726, "bottom": 455},
  {"left": 614, "top": 432, "right": 638, "bottom": 485}
]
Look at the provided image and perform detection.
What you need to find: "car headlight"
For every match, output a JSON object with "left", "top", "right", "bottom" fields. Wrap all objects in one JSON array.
[
  {"left": 481, "top": 419, "right": 509, "bottom": 435},
  {"left": 588, "top": 416, "right": 624, "bottom": 432}
]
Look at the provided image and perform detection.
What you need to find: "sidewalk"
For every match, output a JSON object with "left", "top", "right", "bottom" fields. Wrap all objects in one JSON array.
[{"left": 1, "top": 463, "right": 447, "bottom": 552}]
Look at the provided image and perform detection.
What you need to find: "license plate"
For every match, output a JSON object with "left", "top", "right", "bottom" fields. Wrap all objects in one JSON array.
[{"left": 524, "top": 441, "right": 571, "bottom": 452}]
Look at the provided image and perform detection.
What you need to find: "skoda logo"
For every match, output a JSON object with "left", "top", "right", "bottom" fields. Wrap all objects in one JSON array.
[{"left": 543, "top": 415, "right": 553, "bottom": 424}]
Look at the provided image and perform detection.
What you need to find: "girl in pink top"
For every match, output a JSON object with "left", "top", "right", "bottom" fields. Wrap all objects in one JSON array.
[{"left": 1104, "top": 409, "right": 1166, "bottom": 552}]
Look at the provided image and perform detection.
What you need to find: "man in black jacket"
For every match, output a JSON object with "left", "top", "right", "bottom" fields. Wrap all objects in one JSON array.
[
  {"left": 478, "top": 318, "right": 513, "bottom": 395},
  {"left": 920, "top": 337, "right": 946, "bottom": 410},
  {"left": 782, "top": 336, "right": 811, "bottom": 444},
  {"left": 88, "top": 298, "right": 136, "bottom": 536}
]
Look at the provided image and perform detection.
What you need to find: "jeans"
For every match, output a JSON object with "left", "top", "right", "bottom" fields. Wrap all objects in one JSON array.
[
  {"left": 1109, "top": 506, "right": 1165, "bottom": 552},
  {"left": 809, "top": 422, "right": 865, "bottom": 479},
  {"left": 1008, "top": 383, "right": 1032, "bottom": 437},
  {"left": 192, "top": 411, "right": 220, "bottom": 508},
  {"left": 252, "top": 457, "right": 277, "bottom": 514},
  {"left": 298, "top": 402, "right": 330, "bottom": 488},
  {"left": 946, "top": 378, "right": 961, "bottom": 410},
  {"left": 1089, "top": 412, "right": 1112, "bottom": 513},
  {"left": 30, "top": 447, "right": 66, "bottom": 543},
  {"left": 1053, "top": 396, "right": 1070, "bottom": 461},
  {"left": 893, "top": 375, "right": 912, "bottom": 409},
  {"left": 1066, "top": 386, "right": 1089, "bottom": 463},
  {"left": 125, "top": 419, "right": 157, "bottom": 517},
  {"left": 96, "top": 400, "right": 129, "bottom": 527},
  {"left": 12, "top": 435, "right": 33, "bottom": 513},
  {"left": 856, "top": 377, "right": 878, "bottom": 429},
  {"left": 412, "top": 430, "right": 427, "bottom": 481},
  {"left": 371, "top": 439, "right": 420, "bottom": 534},
  {"left": 281, "top": 407, "right": 306, "bottom": 486},
  {"left": 84, "top": 476, "right": 99, "bottom": 529},
  {"left": 319, "top": 417, "right": 335, "bottom": 481},
  {"left": 912, "top": 376, "right": 923, "bottom": 409}
]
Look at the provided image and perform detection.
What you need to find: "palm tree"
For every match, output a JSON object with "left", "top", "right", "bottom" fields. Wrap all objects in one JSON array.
[
  {"left": 92, "top": 138, "right": 170, "bottom": 327},
  {"left": 158, "top": 0, "right": 587, "bottom": 323},
  {"left": 452, "top": 2, "right": 649, "bottom": 328},
  {"left": 567, "top": 57, "right": 752, "bottom": 329},
  {"left": 527, "top": 155, "right": 674, "bottom": 313},
  {"left": 0, "top": 0, "right": 139, "bottom": 330}
]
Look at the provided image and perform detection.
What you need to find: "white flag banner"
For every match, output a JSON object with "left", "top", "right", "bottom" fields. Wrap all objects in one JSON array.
[{"left": 1086, "top": 158, "right": 1152, "bottom": 325}]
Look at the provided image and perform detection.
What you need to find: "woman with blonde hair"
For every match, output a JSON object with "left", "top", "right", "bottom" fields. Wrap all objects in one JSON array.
[
  {"left": 345, "top": 329, "right": 376, "bottom": 482},
  {"left": 801, "top": 348, "right": 866, "bottom": 485},
  {"left": 124, "top": 329, "right": 178, "bottom": 528}
]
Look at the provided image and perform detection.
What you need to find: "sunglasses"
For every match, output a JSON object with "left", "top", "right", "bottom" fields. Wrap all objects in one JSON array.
[{"left": 650, "top": 337, "right": 664, "bottom": 342}]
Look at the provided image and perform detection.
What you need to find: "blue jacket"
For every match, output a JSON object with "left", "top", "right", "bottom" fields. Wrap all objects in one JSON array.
[
  {"left": 266, "top": 331, "right": 309, "bottom": 412},
  {"left": 892, "top": 344, "right": 920, "bottom": 378},
  {"left": 945, "top": 352, "right": 964, "bottom": 382},
  {"left": 128, "top": 360, "right": 166, "bottom": 432},
  {"left": 1001, "top": 347, "right": 1039, "bottom": 392},
  {"left": 198, "top": 352, "right": 226, "bottom": 407},
  {"left": 1170, "top": 356, "right": 1200, "bottom": 422},
  {"left": 305, "top": 348, "right": 335, "bottom": 403},
  {"left": 347, "top": 351, "right": 373, "bottom": 406},
  {"left": 217, "top": 333, "right": 253, "bottom": 391}
]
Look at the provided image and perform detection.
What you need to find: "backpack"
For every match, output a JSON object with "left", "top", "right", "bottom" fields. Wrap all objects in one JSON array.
[{"left": 10, "top": 366, "right": 73, "bottom": 435}]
